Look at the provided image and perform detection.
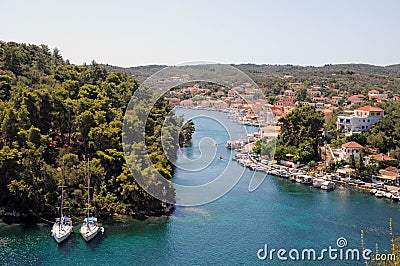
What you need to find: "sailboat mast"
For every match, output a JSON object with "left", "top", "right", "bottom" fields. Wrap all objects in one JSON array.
[
  {"left": 60, "top": 156, "right": 65, "bottom": 219},
  {"left": 86, "top": 157, "right": 90, "bottom": 219}
]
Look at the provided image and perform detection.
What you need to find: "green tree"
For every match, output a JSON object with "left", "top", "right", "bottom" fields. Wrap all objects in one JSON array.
[
  {"left": 179, "top": 120, "right": 195, "bottom": 147},
  {"left": 278, "top": 105, "right": 325, "bottom": 162}
]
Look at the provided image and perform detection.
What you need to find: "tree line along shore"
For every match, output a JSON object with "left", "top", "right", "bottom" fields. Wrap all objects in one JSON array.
[{"left": 0, "top": 41, "right": 194, "bottom": 221}]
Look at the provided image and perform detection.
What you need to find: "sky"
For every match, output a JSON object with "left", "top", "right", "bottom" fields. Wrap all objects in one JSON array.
[{"left": 1, "top": 0, "right": 400, "bottom": 67}]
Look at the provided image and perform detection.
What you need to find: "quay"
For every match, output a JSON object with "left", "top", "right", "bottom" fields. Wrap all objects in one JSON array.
[{"left": 232, "top": 151, "right": 400, "bottom": 200}]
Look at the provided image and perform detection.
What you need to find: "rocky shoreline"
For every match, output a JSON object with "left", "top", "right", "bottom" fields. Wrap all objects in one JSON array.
[{"left": 0, "top": 204, "right": 175, "bottom": 224}]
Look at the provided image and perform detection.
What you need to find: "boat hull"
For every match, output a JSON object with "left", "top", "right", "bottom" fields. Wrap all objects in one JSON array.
[
  {"left": 80, "top": 224, "right": 99, "bottom": 242},
  {"left": 51, "top": 224, "right": 73, "bottom": 244}
]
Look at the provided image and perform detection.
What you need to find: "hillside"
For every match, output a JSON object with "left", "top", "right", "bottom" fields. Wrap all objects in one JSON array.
[
  {"left": 104, "top": 63, "right": 400, "bottom": 96},
  {"left": 0, "top": 41, "right": 180, "bottom": 217}
]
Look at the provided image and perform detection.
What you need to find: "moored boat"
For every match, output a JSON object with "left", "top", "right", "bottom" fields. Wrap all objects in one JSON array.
[
  {"left": 384, "top": 192, "right": 393, "bottom": 199},
  {"left": 321, "top": 181, "right": 335, "bottom": 191},
  {"left": 80, "top": 158, "right": 104, "bottom": 242},
  {"left": 51, "top": 156, "right": 73, "bottom": 244},
  {"left": 313, "top": 178, "right": 324, "bottom": 188},
  {"left": 301, "top": 176, "right": 313, "bottom": 185}
]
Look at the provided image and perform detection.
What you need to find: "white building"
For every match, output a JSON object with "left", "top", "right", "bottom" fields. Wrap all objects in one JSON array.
[
  {"left": 259, "top": 125, "right": 280, "bottom": 139},
  {"left": 337, "top": 105, "right": 384, "bottom": 136},
  {"left": 284, "top": 90, "right": 295, "bottom": 97},
  {"left": 211, "top": 100, "right": 228, "bottom": 111},
  {"left": 340, "top": 141, "right": 363, "bottom": 161}
]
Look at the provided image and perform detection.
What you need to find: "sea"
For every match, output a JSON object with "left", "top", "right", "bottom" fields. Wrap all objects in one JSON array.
[{"left": 1, "top": 108, "right": 399, "bottom": 265}]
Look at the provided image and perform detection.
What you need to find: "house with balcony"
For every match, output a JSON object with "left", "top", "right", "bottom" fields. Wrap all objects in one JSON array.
[{"left": 337, "top": 105, "right": 384, "bottom": 136}]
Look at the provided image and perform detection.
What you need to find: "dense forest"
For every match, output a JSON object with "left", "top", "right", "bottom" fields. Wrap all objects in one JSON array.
[{"left": 0, "top": 41, "right": 187, "bottom": 218}]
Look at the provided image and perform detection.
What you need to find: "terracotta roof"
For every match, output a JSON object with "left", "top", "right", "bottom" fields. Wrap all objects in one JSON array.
[
  {"left": 355, "top": 106, "right": 384, "bottom": 112},
  {"left": 369, "top": 90, "right": 379, "bottom": 93},
  {"left": 270, "top": 106, "right": 283, "bottom": 111},
  {"left": 380, "top": 169, "right": 398, "bottom": 177},
  {"left": 384, "top": 166, "right": 398, "bottom": 172},
  {"left": 348, "top": 95, "right": 364, "bottom": 99},
  {"left": 342, "top": 141, "right": 363, "bottom": 149},
  {"left": 369, "top": 153, "right": 395, "bottom": 161}
]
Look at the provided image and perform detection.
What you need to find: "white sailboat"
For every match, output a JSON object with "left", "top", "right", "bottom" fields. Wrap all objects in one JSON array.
[
  {"left": 51, "top": 156, "right": 73, "bottom": 244},
  {"left": 80, "top": 158, "right": 103, "bottom": 241}
]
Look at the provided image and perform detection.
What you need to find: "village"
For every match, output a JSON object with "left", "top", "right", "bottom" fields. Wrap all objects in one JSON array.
[{"left": 166, "top": 82, "right": 400, "bottom": 200}]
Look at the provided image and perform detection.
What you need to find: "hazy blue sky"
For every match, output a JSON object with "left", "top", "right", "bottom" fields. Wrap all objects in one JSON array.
[{"left": 2, "top": 0, "right": 399, "bottom": 67}]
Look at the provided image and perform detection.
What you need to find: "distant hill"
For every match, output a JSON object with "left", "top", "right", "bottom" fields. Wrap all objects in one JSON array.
[
  {"left": 103, "top": 63, "right": 400, "bottom": 95},
  {"left": 103, "top": 64, "right": 166, "bottom": 82},
  {"left": 104, "top": 63, "right": 400, "bottom": 79}
]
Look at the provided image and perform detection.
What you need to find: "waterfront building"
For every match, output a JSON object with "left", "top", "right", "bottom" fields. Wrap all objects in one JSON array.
[
  {"left": 377, "top": 167, "right": 399, "bottom": 185},
  {"left": 180, "top": 99, "right": 194, "bottom": 108},
  {"left": 337, "top": 105, "right": 384, "bottom": 136},
  {"left": 259, "top": 125, "right": 280, "bottom": 139},
  {"left": 365, "top": 153, "right": 396, "bottom": 166},
  {"left": 167, "top": 97, "right": 181, "bottom": 106},
  {"left": 339, "top": 141, "right": 363, "bottom": 161}
]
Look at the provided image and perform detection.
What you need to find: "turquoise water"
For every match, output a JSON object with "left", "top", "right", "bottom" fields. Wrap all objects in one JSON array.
[{"left": 1, "top": 109, "right": 400, "bottom": 265}]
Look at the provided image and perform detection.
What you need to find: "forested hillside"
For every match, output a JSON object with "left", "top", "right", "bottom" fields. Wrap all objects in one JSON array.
[
  {"left": 0, "top": 41, "right": 182, "bottom": 217},
  {"left": 105, "top": 63, "right": 400, "bottom": 96}
]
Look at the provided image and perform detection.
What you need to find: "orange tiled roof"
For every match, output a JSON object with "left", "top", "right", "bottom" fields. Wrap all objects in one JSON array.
[
  {"left": 342, "top": 141, "right": 363, "bottom": 149},
  {"left": 369, "top": 153, "right": 395, "bottom": 161},
  {"left": 355, "top": 106, "right": 384, "bottom": 112}
]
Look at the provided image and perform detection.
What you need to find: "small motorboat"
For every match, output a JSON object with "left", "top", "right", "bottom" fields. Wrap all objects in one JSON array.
[
  {"left": 369, "top": 189, "right": 377, "bottom": 194},
  {"left": 301, "top": 176, "right": 313, "bottom": 185},
  {"left": 321, "top": 181, "right": 335, "bottom": 191},
  {"left": 384, "top": 192, "right": 393, "bottom": 199},
  {"left": 313, "top": 178, "right": 324, "bottom": 188}
]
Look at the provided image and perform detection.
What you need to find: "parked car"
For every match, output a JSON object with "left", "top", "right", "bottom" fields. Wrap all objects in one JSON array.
[{"left": 372, "top": 183, "right": 385, "bottom": 189}]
